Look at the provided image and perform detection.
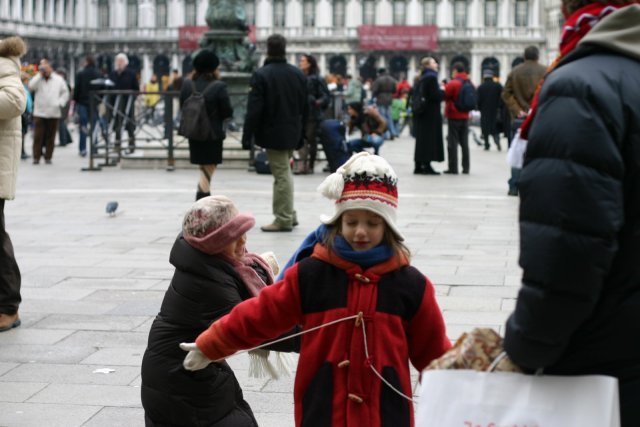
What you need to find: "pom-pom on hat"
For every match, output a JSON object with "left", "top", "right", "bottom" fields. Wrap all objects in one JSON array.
[{"left": 317, "top": 152, "right": 404, "bottom": 241}]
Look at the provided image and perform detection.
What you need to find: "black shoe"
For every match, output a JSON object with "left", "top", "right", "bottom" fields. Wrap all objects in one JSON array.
[
  {"left": 443, "top": 170, "right": 458, "bottom": 175},
  {"left": 496, "top": 141, "right": 502, "bottom": 151},
  {"left": 508, "top": 189, "right": 518, "bottom": 196},
  {"left": 462, "top": 170, "right": 469, "bottom": 175},
  {"left": 21, "top": 153, "right": 30, "bottom": 160},
  {"left": 484, "top": 145, "right": 490, "bottom": 151},
  {"left": 196, "top": 191, "right": 210, "bottom": 201}
]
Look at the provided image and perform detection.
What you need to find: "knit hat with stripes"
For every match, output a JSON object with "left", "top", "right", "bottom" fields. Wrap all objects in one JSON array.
[{"left": 317, "top": 152, "right": 403, "bottom": 240}]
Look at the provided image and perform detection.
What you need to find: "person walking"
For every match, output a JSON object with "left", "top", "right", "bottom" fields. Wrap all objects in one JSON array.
[
  {"left": 142, "top": 195, "right": 298, "bottom": 427},
  {"left": 28, "top": 59, "right": 69, "bottom": 165},
  {"left": 109, "top": 53, "right": 139, "bottom": 154},
  {"left": 242, "top": 34, "right": 308, "bottom": 232},
  {"left": 501, "top": 46, "right": 546, "bottom": 195},
  {"left": 413, "top": 57, "right": 444, "bottom": 175},
  {"left": 476, "top": 69, "right": 503, "bottom": 151},
  {"left": 181, "top": 152, "right": 451, "bottom": 427},
  {"left": 443, "top": 62, "right": 471, "bottom": 174},
  {"left": 74, "top": 55, "right": 102, "bottom": 157},
  {"left": 504, "top": 3, "right": 640, "bottom": 426},
  {"left": 371, "top": 68, "right": 398, "bottom": 139},
  {"left": 180, "top": 50, "right": 233, "bottom": 201},
  {"left": 295, "top": 54, "right": 330, "bottom": 175},
  {"left": 0, "top": 36, "right": 27, "bottom": 332},
  {"left": 343, "top": 74, "right": 363, "bottom": 104}
]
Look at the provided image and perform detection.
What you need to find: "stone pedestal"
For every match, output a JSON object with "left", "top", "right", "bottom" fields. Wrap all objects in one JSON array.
[{"left": 220, "top": 70, "right": 251, "bottom": 127}]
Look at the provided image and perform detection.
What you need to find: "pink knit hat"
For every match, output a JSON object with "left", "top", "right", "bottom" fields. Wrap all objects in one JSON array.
[{"left": 182, "top": 196, "right": 255, "bottom": 255}]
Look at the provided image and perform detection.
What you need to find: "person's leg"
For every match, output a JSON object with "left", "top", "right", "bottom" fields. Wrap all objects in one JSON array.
[
  {"left": 446, "top": 123, "right": 458, "bottom": 173},
  {"left": 32, "top": 117, "right": 44, "bottom": 164},
  {"left": 0, "top": 199, "right": 21, "bottom": 330},
  {"left": 483, "top": 133, "right": 490, "bottom": 150},
  {"left": 369, "top": 134, "right": 384, "bottom": 155},
  {"left": 264, "top": 149, "right": 294, "bottom": 230},
  {"left": 348, "top": 138, "right": 365, "bottom": 153},
  {"left": 493, "top": 133, "right": 502, "bottom": 151},
  {"left": 461, "top": 120, "right": 470, "bottom": 174},
  {"left": 44, "top": 119, "right": 59, "bottom": 162},
  {"left": 308, "top": 120, "right": 318, "bottom": 172},
  {"left": 77, "top": 104, "right": 88, "bottom": 155},
  {"left": 196, "top": 164, "right": 216, "bottom": 200}
]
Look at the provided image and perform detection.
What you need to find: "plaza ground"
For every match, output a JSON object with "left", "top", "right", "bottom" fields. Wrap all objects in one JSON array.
[{"left": 0, "top": 128, "right": 521, "bottom": 426}]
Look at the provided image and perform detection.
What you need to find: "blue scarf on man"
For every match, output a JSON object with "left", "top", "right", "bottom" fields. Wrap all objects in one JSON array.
[{"left": 276, "top": 225, "right": 393, "bottom": 281}]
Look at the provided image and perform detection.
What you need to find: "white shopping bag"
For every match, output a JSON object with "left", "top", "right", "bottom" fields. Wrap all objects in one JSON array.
[
  {"left": 506, "top": 128, "right": 528, "bottom": 169},
  {"left": 416, "top": 370, "right": 620, "bottom": 427}
]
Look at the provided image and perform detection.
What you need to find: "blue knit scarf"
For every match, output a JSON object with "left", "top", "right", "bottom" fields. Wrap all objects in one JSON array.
[{"left": 333, "top": 236, "right": 393, "bottom": 269}]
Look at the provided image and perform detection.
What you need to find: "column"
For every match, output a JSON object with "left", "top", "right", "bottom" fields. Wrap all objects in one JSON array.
[
  {"left": 143, "top": 53, "right": 152, "bottom": 86},
  {"left": 438, "top": 0, "right": 453, "bottom": 27},
  {"left": 531, "top": 0, "right": 540, "bottom": 26},
  {"left": 171, "top": 54, "right": 179, "bottom": 72},
  {"left": 349, "top": 53, "right": 356, "bottom": 77},
  {"left": 408, "top": 55, "right": 417, "bottom": 82},
  {"left": 471, "top": 53, "right": 481, "bottom": 85},
  {"left": 316, "top": 0, "right": 331, "bottom": 27},
  {"left": 440, "top": 53, "right": 448, "bottom": 80},
  {"left": 345, "top": 0, "right": 361, "bottom": 27},
  {"left": 198, "top": 0, "right": 208, "bottom": 25},
  {"left": 319, "top": 54, "right": 327, "bottom": 75}
]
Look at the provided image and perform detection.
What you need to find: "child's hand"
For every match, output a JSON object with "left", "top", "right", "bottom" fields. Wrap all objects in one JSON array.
[{"left": 180, "top": 342, "right": 213, "bottom": 371}]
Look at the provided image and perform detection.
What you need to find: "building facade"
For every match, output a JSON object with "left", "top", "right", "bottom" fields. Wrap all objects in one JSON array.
[{"left": 4, "top": 0, "right": 550, "bottom": 84}]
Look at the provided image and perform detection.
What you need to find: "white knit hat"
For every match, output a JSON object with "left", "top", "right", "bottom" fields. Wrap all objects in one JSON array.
[{"left": 317, "top": 152, "right": 404, "bottom": 241}]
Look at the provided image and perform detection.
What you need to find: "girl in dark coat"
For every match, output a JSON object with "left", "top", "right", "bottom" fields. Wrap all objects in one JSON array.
[
  {"left": 141, "top": 195, "right": 297, "bottom": 427},
  {"left": 180, "top": 50, "right": 233, "bottom": 201},
  {"left": 412, "top": 57, "right": 444, "bottom": 175}
]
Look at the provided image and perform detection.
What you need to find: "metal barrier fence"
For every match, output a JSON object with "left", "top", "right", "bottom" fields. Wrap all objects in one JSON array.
[
  {"left": 82, "top": 89, "right": 346, "bottom": 172},
  {"left": 83, "top": 89, "right": 250, "bottom": 172}
]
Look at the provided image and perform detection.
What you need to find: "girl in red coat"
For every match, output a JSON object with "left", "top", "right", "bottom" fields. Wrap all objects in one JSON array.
[{"left": 181, "top": 152, "right": 451, "bottom": 427}]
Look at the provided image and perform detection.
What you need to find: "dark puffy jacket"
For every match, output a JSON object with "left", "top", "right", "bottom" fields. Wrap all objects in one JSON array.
[
  {"left": 504, "top": 6, "right": 640, "bottom": 425},
  {"left": 73, "top": 64, "right": 102, "bottom": 106},
  {"left": 141, "top": 235, "right": 297, "bottom": 426},
  {"left": 242, "top": 57, "right": 308, "bottom": 150}
]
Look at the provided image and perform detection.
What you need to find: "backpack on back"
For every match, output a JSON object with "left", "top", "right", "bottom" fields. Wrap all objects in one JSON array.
[
  {"left": 178, "top": 79, "right": 222, "bottom": 141},
  {"left": 454, "top": 78, "right": 477, "bottom": 112}
]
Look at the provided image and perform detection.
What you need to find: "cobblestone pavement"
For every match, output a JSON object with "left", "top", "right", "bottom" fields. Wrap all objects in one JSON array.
[{"left": 0, "top": 128, "right": 521, "bottom": 426}]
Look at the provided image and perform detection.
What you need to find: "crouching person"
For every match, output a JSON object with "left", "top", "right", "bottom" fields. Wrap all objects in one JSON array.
[{"left": 141, "top": 195, "right": 298, "bottom": 427}]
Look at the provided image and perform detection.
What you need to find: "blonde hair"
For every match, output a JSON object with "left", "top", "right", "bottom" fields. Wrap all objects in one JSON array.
[{"left": 322, "top": 214, "right": 411, "bottom": 262}]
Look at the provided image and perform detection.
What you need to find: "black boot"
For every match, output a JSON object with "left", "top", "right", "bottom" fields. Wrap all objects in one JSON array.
[{"left": 196, "top": 191, "right": 210, "bottom": 201}]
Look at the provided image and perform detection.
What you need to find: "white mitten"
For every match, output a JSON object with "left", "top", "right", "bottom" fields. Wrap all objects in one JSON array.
[{"left": 180, "top": 342, "right": 213, "bottom": 371}]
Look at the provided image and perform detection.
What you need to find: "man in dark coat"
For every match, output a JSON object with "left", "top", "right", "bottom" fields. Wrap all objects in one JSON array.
[
  {"left": 443, "top": 62, "right": 472, "bottom": 175},
  {"left": 371, "top": 68, "right": 398, "bottom": 139},
  {"left": 242, "top": 34, "right": 308, "bottom": 232},
  {"left": 476, "top": 69, "right": 503, "bottom": 151},
  {"left": 74, "top": 55, "right": 102, "bottom": 157},
  {"left": 412, "top": 57, "right": 444, "bottom": 175},
  {"left": 108, "top": 53, "right": 139, "bottom": 154},
  {"left": 504, "top": 3, "right": 640, "bottom": 426}
]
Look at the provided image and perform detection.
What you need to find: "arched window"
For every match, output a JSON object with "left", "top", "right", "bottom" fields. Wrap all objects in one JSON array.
[
  {"left": 333, "top": 0, "right": 345, "bottom": 27},
  {"left": 393, "top": 0, "right": 406, "bottom": 25},
  {"left": 515, "top": 0, "right": 528, "bottom": 26},
  {"left": 303, "top": 0, "right": 314, "bottom": 27},
  {"left": 423, "top": 0, "right": 436, "bottom": 25},
  {"left": 127, "top": 0, "right": 138, "bottom": 27},
  {"left": 484, "top": 0, "right": 497, "bottom": 27},
  {"left": 98, "top": 0, "right": 109, "bottom": 28},
  {"left": 273, "top": 0, "right": 285, "bottom": 27},
  {"left": 362, "top": 0, "right": 375, "bottom": 25},
  {"left": 185, "top": 0, "right": 197, "bottom": 25},
  {"left": 453, "top": 0, "right": 467, "bottom": 27},
  {"left": 156, "top": 0, "right": 167, "bottom": 27}
]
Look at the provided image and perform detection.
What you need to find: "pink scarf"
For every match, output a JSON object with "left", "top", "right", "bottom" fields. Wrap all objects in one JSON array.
[{"left": 218, "top": 252, "right": 274, "bottom": 297}]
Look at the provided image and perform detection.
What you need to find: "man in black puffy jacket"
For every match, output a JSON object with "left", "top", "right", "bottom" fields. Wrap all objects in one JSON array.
[
  {"left": 242, "top": 34, "right": 308, "bottom": 232},
  {"left": 504, "top": 3, "right": 640, "bottom": 426}
]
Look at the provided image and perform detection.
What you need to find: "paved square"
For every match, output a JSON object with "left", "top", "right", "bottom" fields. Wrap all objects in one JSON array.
[{"left": 0, "top": 129, "right": 521, "bottom": 426}]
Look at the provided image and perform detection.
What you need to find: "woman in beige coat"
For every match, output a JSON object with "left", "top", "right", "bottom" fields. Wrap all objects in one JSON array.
[{"left": 0, "top": 36, "right": 27, "bottom": 332}]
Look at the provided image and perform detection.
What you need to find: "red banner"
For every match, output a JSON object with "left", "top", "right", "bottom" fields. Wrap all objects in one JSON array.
[
  {"left": 358, "top": 25, "right": 439, "bottom": 51},
  {"left": 179, "top": 26, "right": 208, "bottom": 50}
]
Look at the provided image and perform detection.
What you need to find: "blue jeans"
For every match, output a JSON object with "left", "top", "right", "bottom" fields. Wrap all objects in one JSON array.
[
  {"left": 77, "top": 104, "right": 97, "bottom": 154},
  {"left": 348, "top": 134, "right": 384, "bottom": 155},
  {"left": 377, "top": 105, "right": 397, "bottom": 138}
]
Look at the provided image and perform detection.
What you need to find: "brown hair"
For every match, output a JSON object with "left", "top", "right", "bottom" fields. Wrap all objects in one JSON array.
[
  {"left": 563, "top": 0, "right": 631, "bottom": 15},
  {"left": 321, "top": 215, "right": 411, "bottom": 263}
]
